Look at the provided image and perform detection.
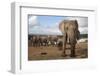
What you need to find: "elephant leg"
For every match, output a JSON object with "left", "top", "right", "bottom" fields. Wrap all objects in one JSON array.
[
  {"left": 70, "top": 44, "right": 76, "bottom": 57},
  {"left": 62, "top": 33, "right": 67, "bottom": 57}
]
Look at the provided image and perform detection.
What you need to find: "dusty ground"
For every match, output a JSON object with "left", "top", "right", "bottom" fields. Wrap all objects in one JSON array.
[{"left": 28, "top": 42, "right": 88, "bottom": 61}]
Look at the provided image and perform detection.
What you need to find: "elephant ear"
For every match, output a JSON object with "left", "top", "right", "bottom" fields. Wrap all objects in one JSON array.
[
  {"left": 74, "top": 20, "right": 80, "bottom": 40},
  {"left": 77, "top": 30, "right": 80, "bottom": 40},
  {"left": 74, "top": 20, "right": 79, "bottom": 30},
  {"left": 59, "top": 20, "right": 66, "bottom": 34}
]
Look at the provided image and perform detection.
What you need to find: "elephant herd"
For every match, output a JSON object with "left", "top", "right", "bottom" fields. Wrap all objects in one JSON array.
[{"left": 28, "top": 35, "right": 63, "bottom": 48}]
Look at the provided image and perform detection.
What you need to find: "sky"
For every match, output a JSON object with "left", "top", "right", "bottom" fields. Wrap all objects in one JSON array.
[{"left": 28, "top": 15, "right": 88, "bottom": 35}]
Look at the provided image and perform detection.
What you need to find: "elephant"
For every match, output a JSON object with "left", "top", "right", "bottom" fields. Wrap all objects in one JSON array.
[
  {"left": 50, "top": 36, "right": 58, "bottom": 47},
  {"left": 59, "top": 20, "right": 80, "bottom": 57},
  {"left": 32, "top": 36, "right": 38, "bottom": 47},
  {"left": 28, "top": 35, "right": 33, "bottom": 46},
  {"left": 57, "top": 38, "right": 63, "bottom": 50}
]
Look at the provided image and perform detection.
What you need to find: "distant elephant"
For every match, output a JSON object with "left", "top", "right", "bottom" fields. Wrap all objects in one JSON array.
[
  {"left": 50, "top": 36, "right": 58, "bottom": 47},
  {"left": 59, "top": 20, "right": 80, "bottom": 57},
  {"left": 57, "top": 38, "right": 63, "bottom": 50}
]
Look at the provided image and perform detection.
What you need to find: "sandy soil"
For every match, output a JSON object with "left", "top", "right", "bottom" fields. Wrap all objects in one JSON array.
[{"left": 28, "top": 42, "right": 88, "bottom": 60}]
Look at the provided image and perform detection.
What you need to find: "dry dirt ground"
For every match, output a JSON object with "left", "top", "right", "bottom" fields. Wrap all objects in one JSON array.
[{"left": 28, "top": 42, "right": 88, "bottom": 61}]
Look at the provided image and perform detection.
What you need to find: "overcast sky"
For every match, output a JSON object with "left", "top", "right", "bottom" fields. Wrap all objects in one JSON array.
[{"left": 28, "top": 15, "right": 88, "bottom": 35}]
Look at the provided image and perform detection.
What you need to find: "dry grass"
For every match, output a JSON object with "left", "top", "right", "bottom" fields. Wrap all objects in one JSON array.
[{"left": 28, "top": 42, "right": 88, "bottom": 61}]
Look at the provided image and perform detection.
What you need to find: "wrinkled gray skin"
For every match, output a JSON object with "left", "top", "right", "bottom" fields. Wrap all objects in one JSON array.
[{"left": 59, "top": 20, "right": 80, "bottom": 57}]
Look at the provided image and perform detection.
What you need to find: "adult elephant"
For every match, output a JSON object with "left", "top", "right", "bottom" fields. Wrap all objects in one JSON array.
[{"left": 59, "top": 20, "right": 80, "bottom": 57}]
